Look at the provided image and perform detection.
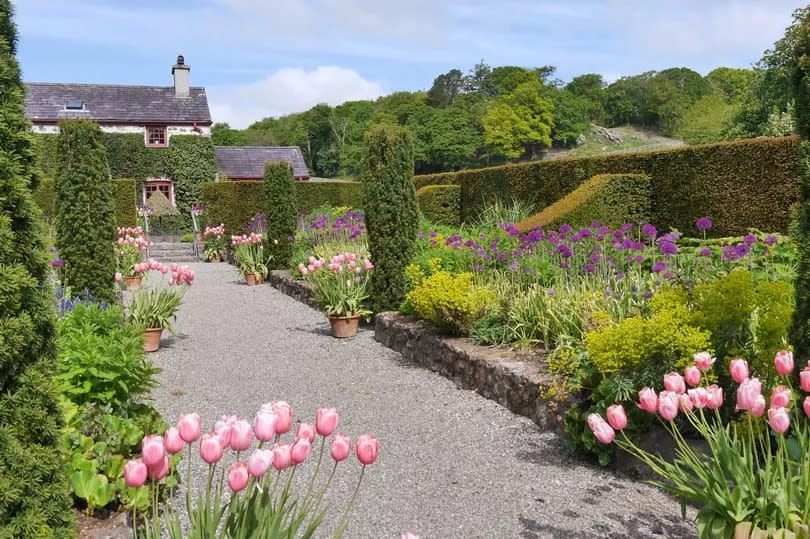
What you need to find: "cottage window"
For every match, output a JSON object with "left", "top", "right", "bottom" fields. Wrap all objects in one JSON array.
[
  {"left": 146, "top": 126, "right": 167, "bottom": 147},
  {"left": 144, "top": 179, "right": 174, "bottom": 206}
]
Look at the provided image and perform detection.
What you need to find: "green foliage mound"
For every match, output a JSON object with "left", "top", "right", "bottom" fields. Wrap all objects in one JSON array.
[
  {"left": 406, "top": 268, "right": 495, "bottom": 335},
  {"left": 55, "top": 119, "right": 116, "bottom": 302},
  {"left": 264, "top": 162, "right": 297, "bottom": 268},
  {"left": 362, "top": 125, "right": 420, "bottom": 311},
  {"left": 516, "top": 173, "right": 650, "bottom": 231},
  {"left": 416, "top": 184, "right": 461, "bottom": 226}
]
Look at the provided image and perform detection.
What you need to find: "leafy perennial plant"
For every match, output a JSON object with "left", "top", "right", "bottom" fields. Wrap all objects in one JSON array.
[{"left": 299, "top": 252, "right": 374, "bottom": 319}]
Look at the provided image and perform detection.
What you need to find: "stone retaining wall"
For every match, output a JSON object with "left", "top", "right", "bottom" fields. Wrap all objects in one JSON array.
[{"left": 266, "top": 270, "right": 318, "bottom": 309}]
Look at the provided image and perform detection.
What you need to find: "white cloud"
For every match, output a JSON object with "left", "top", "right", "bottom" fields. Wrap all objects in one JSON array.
[{"left": 208, "top": 66, "right": 384, "bottom": 128}]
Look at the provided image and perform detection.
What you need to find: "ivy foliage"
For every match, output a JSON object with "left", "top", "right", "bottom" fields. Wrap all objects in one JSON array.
[{"left": 264, "top": 162, "right": 297, "bottom": 268}]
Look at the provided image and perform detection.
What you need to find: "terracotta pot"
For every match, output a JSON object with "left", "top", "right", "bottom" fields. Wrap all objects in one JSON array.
[
  {"left": 143, "top": 328, "right": 163, "bottom": 353},
  {"left": 245, "top": 272, "right": 259, "bottom": 286},
  {"left": 209, "top": 253, "right": 221, "bottom": 263},
  {"left": 195, "top": 231, "right": 204, "bottom": 242},
  {"left": 328, "top": 316, "right": 360, "bottom": 338},
  {"left": 125, "top": 275, "right": 142, "bottom": 291}
]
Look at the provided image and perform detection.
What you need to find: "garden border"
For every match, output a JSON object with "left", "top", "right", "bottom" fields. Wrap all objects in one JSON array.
[{"left": 266, "top": 270, "right": 318, "bottom": 309}]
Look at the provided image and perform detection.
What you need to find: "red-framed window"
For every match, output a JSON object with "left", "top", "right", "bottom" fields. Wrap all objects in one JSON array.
[
  {"left": 145, "top": 126, "right": 167, "bottom": 147},
  {"left": 144, "top": 179, "right": 174, "bottom": 206}
]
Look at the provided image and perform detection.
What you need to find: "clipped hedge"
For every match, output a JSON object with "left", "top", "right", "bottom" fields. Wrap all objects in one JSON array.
[
  {"left": 200, "top": 180, "right": 364, "bottom": 234},
  {"left": 264, "top": 163, "right": 296, "bottom": 268},
  {"left": 416, "top": 184, "right": 461, "bottom": 226},
  {"left": 516, "top": 173, "right": 650, "bottom": 231},
  {"left": 413, "top": 136, "right": 801, "bottom": 237},
  {"left": 31, "top": 176, "right": 56, "bottom": 221},
  {"left": 33, "top": 177, "right": 137, "bottom": 226}
]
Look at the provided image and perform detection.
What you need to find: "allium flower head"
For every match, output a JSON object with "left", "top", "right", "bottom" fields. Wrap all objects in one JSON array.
[
  {"left": 764, "top": 235, "right": 778, "bottom": 246},
  {"left": 641, "top": 223, "right": 657, "bottom": 239},
  {"left": 696, "top": 217, "right": 712, "bottom": 231},
  {"left": 743, "top": 233, "right": 757, "bottom": 245}
]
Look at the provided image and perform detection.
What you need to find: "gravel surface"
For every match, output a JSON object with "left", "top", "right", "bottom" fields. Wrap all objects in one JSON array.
[{"left": 149, "top": 262, "right": 696, "bottom": 538}]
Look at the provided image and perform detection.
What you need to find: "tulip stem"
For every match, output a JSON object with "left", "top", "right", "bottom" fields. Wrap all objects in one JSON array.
[
  {"left": 185, "top": 443, "right": 193, "bottom": 517},
  {"left": 334, "top": 464, "right": 365, "bottom": 539},
  {"left": 301, "top": 437, "right": 325, "bottom": 511},
  {"left": 311, "top": 461, "right": 338, "bottom": 514}
]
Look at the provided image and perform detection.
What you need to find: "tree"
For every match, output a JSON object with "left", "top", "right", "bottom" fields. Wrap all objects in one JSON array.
[
  {"left": 705, "top": 67, "right": 756, "bottom": 102},
  {"left": 55, "top": 119, "right": 116, "bottom": 302},
  {"left": 263, "top": 162, "right": 296, "bottom": 268},
  {"left": 426, "top": 69, "right": 464, "bottom": 107},
  {"left": 0, "top": 1, "right": 73, "bottom": 534},
  {"left": 675, "top": 93, "right": 736, "bottom": 144},
  {"left": 481, "top": 65, "right": 537, "bottom": 96},
  {"left": 549, "top": 89, "right": 590, "bottom": 146},
  {"left": 565, "top": 73, "right": 607, "bottom": 123},
  {"left": 482, "top": 79, "right": 554, "bottom": 159},
  {"left": 463, "top": 59, "right": 491, "bottom": 92},
  {"left": 211, "top": 122, "right": 249, "bottom": 146},
  {"left": 362, "top": 125, "right": 419, "bottom": 312},
  {"left": 423, "top": 104, "right": 482, "bottom": 171}
]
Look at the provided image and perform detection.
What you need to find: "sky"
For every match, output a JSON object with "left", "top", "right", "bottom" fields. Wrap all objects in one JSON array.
[{"left": 15, "top": 0, "right": 808, "bottom": 128}]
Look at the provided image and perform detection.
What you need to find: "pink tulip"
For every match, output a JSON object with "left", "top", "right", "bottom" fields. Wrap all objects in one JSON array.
[
  {"left": 215, "top": 415, "right": 237, "bottom": 448},
  {"left": 354, "top": 434, "right": 381, "bottom": 465},
  {"left": 163, "top": 427, "right": 185, "bottom": 455},
  {"left": 229, "top": 420, "right": 253, "bottom": 451},
  {"left": 774, "top": 350, "right": 794, "bottom": 376},
  {"left": 147, "top": 455, "right": 169, "bottom": 481},
  {"left": 296, "top": 422, "right": 316, "bottom": 443},
  {"left": 253, "top": 412, "right": 277, "bottom": 442},
  {"left": 115, "top": 272, "right": 122, "bottom": 283},
  {"left": 688, "top": 387, "right": 709, "bottom": 409},
  {"left": 679, "top": 393, "right": 693, "bottom": 412},
  {"left": 227, "top": 461, "right": 249, "bottom": 492},
  {"left": 706, "top": 385, "right": 723, "bottom": 409},
  {"left": 638, "top": 387, "right": 658, "bottom": 413},
  {"left": 141, "top": 435, "right": 166, "bottom": 466},
  {"left": 771, "top": 386, "right": 791, "bottom": 408},
  {"left": 272, "top": 443, "right": 292, "bottom": 470},
  {"left": 728, "top": 358, "right": 749, "bottom": 384},
  {"left": 605, "top": 404, "right": 627, "bottom": 430},
  {"left": 330, "top": 434, "right": 351, "bottom": 462},
  {"left": 247, "top": 449, "right": 272, "bottom": 478},
  {"left": 684, "top": 366, "right": 701, "bottom": 387},
  {"left": 291, "top": 437, "right": 312, "bottom": 464},
  {"left": 693, "top": 351, "right": 715, "bottom": 372},
  {"left": 800, "top": 365, "right": 810, "bottom": 392},
  {"left": 401, "top": 534, "right": 419, "bottom": 539},
  {"left": 272, "top": 402, "right": 293, "bottom": 434},
  {"left": 658, "top": 391, "right": 679, "bottom": 421},
  {"left": 804, "top": 396, "right": 810, "bottom": 418},
  {"left": 736, "top": 378, "right": 762, "bottom": 411},
  {"left": 768, "top": 407, "right": 790, "bottom": 434},
  {"left": 751, "top": 395, "right": 766, "bottom": 417},
  {"left": 178, "top": 413, "right": 201, "bottom": 443},
  {"left": 663, "top": 372, "right": 686, "bottom": 394},
  {"left": 200, "top": 432, "right": 224, "bottom": 464},
  {"left": 316, "top": 407, "right": 339, "bottom": 436},
  {"left": 124, "top": 458, "right": 147, "bottom": 488},
  {"left": 587, "top": 414, "right": 615, "bottom": 444}
]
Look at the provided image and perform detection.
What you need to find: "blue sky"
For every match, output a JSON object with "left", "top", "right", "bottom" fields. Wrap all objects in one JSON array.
[{"left": 16, "top": 0, "right": 808, "bottom": 127}]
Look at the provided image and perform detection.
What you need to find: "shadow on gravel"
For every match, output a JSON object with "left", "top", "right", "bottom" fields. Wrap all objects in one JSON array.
[
  {"left": 288, "top": 325, "right": 337, "bottom": 337},
  {"left": 519, "top": 513, "right": 694, "bottom": 538}
]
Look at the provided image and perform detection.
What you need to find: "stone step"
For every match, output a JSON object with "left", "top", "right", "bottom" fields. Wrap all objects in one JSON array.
[{"left": 149, "top": 255, "right": 199, "bottom": 263}]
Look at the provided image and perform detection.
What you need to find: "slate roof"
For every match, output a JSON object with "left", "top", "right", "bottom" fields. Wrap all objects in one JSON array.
[
  {"left": 215, "top": 146, "right": 310, "bottom": 179},
  {"left": 24, "top": 83, "right": 212, "bottom": 124}
]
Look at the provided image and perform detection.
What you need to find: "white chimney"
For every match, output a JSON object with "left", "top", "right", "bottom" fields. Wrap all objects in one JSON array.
[{"left": 172, "top": 54, "right": 190, "bottom": 97}]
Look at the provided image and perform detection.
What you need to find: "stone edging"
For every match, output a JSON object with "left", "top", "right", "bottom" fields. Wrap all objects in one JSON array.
[
  {"left": 265, "top": 270, "right": 318, "bottom": 309},
  {"left": 373, "top": 311, "right": 572, "bottom": 431}
]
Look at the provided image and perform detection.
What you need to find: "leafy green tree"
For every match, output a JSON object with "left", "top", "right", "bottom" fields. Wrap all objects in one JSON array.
[
  {"left": 675, "top": 93, "right": 737, "bottom": 144},
  {"left": 482, "top": 79, "right": 554, "bottom": 159},
  {"left": 549, "top": 88, "right": 590, "bottom": 146},
  {"left": 705, "top": 67, "right": 756, "bottom": 102},
  {"left": 427, "top": 69, "right": 464, "bottom": 107},
  {"left": 463, "top": 59, "right": 491, "bottom": 93},
  {"left": 0, "top": 1, "right": 73, "bottom": 535},
  {"left": 424, "top": 104, "right": 482, "bottom": 171},
  {"left": 362, "top": 125, "right": 419, "bottom": 312},
  {"left": 481, "top": 65, "right": 537, "bottom": 96},
  {"left": 56, "top": 119, "right": 116, "bottom": 302},
  {"left": 211, "top": 122, "right": 249, "bottom": 146},
  {"left": 264, "top": 162, "right": 296, "bottom": 268},
  {"left": 565, "top": 73, "right": 606, "bottom": 123}
]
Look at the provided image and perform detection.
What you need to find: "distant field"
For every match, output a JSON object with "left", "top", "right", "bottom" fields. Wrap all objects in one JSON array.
[{"left": 545, "top": 125, "right": 685, "bottom": 160}]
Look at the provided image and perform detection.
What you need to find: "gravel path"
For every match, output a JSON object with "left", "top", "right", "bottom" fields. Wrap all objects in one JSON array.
[{"left": 149, "top": 262, "right": 696, "bottom": 538}]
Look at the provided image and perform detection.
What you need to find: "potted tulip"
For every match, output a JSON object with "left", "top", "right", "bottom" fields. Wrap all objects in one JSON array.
[
  {"left": 299, "top": 253, "right": 373, "bottom": 338},
  {"left": 129, "top": 263, "right": 195, "bottom": 352},
  {"left": 203, "top": 224, "right": 225, "bottom": 263},
  {"left": 191, "top": 204, "right": 205, "bottom": 242},
  {"left": 115, "top": 226, "right": 152, "bottom": 291},
  {"left": 232, "top": 233, "right": 270, "bottom": 285}
]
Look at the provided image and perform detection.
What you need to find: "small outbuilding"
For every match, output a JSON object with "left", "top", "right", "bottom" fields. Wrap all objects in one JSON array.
[{"left": 215, "top": 146, "right": 310, "bottom": 181}]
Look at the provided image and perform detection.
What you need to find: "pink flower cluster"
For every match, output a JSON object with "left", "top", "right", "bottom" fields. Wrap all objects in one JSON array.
[
  {"left": 232, "top": 233, "right": 263, "bottom": 246},
  {"left": 297, "top": 252, "right": 374, "bottom": 277},
  {"left": 117, "top": 226, "right": 144, "bottom": 236},
  {"left": 133, "top": 258, "right": 167, "bottom": 276},
  {"left": 204, "top": 224, "right": 225, "bottom": 239},
  {"left": 588, "top": 349, "right": 810, "bottom": 444},
  {"left": 124, "top": 404, "right": 380, "bottom": 493},
  {"left": 131, "top": 259, "right": 195, "bottom": 285}
]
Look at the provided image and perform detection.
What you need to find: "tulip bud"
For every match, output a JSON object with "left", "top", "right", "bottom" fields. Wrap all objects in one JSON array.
[
  {"left": 605, "top": 404, "right": 627, "bottom": 430},
  {"left": 663, "top": 372, "right": 686, "bottom": 394},
  {"left": 801, "top": 365, "right": 810, "bottom": 392},
  {"left": 770, "top": 386, "right": 791, "bottom": 408},
  {"left": 291, "top": 437, "right": 311, "bottom": 464},
  {"left": 272, "top": 402, "right": 293, "bottom": 434},
  {"left": 706, "top": 385, "right": 723, "bottom": 410},
  {"left": 228, "top": 461, "right": 249, "bottom": 492},
  {"left": 638, "top": 387, "right": 658, "bottom": 413},
  {"left": 147, "top": 455, "right": 169, "bottom": 481},
  {"left": 124, "top": 458, "right": 148, "bottom": 488},
  {"left": 804, "top": 396, "right": 810, "bottom": 418},
  {"left": 330, "top": 434, "right": 351, "bottom": 462},
  {"left": 658, "top": 391, "right": 679, "bottom": 421},
  {"left": 315, "top": 407, "right": 339, "bottom": 437},
  {"left": 728, "top": 358, "right": 749, "bottom": 384},
  {"left": 178, "top": 413, "right": 202, "bottom": 443},
  {"left": 229, "top": 420, "right": 253, "bottom": 451},
  {"left": 693, "top": 351, "right": 715, "bottom": 372},
  {"left": 751, "top": 395, "right": 766, "bottom": 417},
  {"left": 163, "top": 427, "right": 185, "bottom": 454},
  {"left": 200, "top": 432, "right": 224, "bottom": 464},
  {"left": 247, "top": 449, "right": 271, "bottom": 478},
  {"left": 141, "top": 435, "right": 166, "bottom": 466},
  {"left": 768, "top": 406, "right": 790, "bottom": 434},
  {"left": 736, "top": 378, "right": 762, "bottom": 411},
  {"left": 586, "top": 414, "right": 615, "bottom": 444},
  {"left": 774, "top": 350, "right": 794, "bottom": 376},
  {"left": 684, "top": 366, "right": 701, "bottom": 387},
  {"left": 354, "top": 434, "right": 380, "bottom": 465},
  {"left": 253, "top": 412, "right": 277, "bottom": 442},
  {"left": 272, "top": 443, "right": 292, "bottom": 470}
]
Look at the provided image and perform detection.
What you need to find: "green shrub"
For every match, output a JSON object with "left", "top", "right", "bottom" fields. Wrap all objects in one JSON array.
[
  {"left": 516, "top": 173, "right": 650, "bottom": 231},
  {"left": 416, "top": 184, "right": 461, "bottom": 225},
  {"left": 55, "top": 119, "right": 116, "bottom": 302},
  {"left": 57, "top": 303, "right": 158, "bottom": 412},
  {"left": 264, "top": 162, "right": 297, "bottom": 268},
  {"left": 363, "top": 125, "right": 420, "bottom": 312},
  {"left": 31, "top": 176, "right": 56, "bottom": 221},
  {"left": 296, "top": 181, "right": 363, "bottom": 214},
  {"left": 406, "top": 270, "right": 495, "bottom": 335},
  {"left": 34, "top": 177, "right": 136, "bottom": 226},
  {"left": 0, "top": 3, "right": 73, "bottom": 533},
  {"left": 414, "top": 136, "right": 801, "bottom": 237}
]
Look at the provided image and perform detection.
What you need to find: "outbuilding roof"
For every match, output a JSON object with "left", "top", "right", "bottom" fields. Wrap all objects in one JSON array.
[{"left": 215, "top": 146, "right": 310, "bottom": 179}]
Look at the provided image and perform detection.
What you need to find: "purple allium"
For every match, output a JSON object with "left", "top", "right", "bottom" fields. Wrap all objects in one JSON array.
[
  {"left": 417, "top": 231, "right": 425, "bottom": 239},
  {"left": 559, "top": 224, "right": 572, "bottom": 235},
  {"left": 583, "top": 263, "right": 597, "bottom": 274},
  {"left": 557, "top": 244, "right": 573, "bottom": 259},
  {"left": 578, "top": 228, "right": 593, "bottom": 238},
  {"left": 589, "top": 254, "right": 601, "bottom": 264},
  {"left": 643, "top": 290, "right": 654, "bottom": 299},
  {"left": 652, "top": 261, "right": 668, "bottom": 273},
  {"left": 743, "top": 233, "right": 757, "bottom": 245},
  {"left": 429, "top": 239, "right": 438, "bottom": 246},
  {"left": 722, "top": 245, "right": 740, "bottom": 262},
  {"left": 616, "top": 272, "right": 625, "bottom": 279},
  {"left": 570, "top": 232, "right": 582, "bottom": 243},
  {"left": 429, "top": 230, "right": 438, "bottom": 238},
  {"left": 620, "top": 223, "right": 634, "bottom": 233},
  {"left": 546, "top": 289, "right": 556, "bottom": 296},
  {"left": 496, "top": 252, "right": 506, "bottom": 261},
  {"left": 641, "top": 223, "right": 657, "bottom": 239},
  {"left": 604, "top": 289, "right": 613, "bottom": 297},
  {"left": 696, "top": 217, "right": 712, "bottom": 231},
  {"left": 591, "top": 221, "right": 601, "bottom": 228},
  {"left": 559, "top": 261, "right": 570, "bottom": 269},
  {"left": 508, "top": 261, "right": 519, "bottom": 271},
  {"left": 658, "top": 241, "right": 678, "bottom": 256},
  {"left": 662, "top": 271, "right": 675, "bottom": 280},
  {"left": 699, "top": 247, "right": 712, "bottom": 257},
  {"left": 479, "top": 233, "right": 486, "bottom": 240},
  {"left": 764, "top": 235, "right": 778, "bottom": 245},
  {"left": 735, "top": 243, "right": 750, "bottom": 257},
  {"left": 52, "top": 258, "right": 63, "bottom": 268},
  {"left": 596, "top": 234, "right": 605, "bottom": 242}
]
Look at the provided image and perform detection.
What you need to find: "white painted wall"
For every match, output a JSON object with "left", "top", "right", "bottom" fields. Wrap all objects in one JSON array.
[{"left": 30, "top": 123, "right": 212, "bottom": 137}]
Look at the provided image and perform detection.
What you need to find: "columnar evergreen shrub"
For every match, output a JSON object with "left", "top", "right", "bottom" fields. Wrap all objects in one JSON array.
[
  {"left": 362, "top": 125, "right": 419, "bottom": 312},
  {"left": 0, "top": 2, "right": 73, "bottom": 534},
  {"left": 264, "top": 162, "right": 296, "bottom": 268},
  {"left": 55, "top": 119, "right": 116, "bottom": 302}
]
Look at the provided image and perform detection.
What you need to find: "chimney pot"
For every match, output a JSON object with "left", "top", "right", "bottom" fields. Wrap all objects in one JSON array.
[{"left": 172, "top": 54, "right": 190, "bottom": 97}]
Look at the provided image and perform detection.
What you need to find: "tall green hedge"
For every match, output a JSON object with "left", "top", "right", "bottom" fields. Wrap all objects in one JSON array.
[
  {"left": 200, "top": 180, "right": 364, "bottom": 235},
  {"left": 264, "top": 163, "right": 296, "bottom": 268},
  {"left": 55, "top": 119, "right": 116, "bottom": 302},
  {"left": 416, "top": 184, "right": 461, "bottom": 226},
  {"left": 516, "top": 173, "right": 651, "bottom": 231},
  {"left": 413, "top": 136, "right": 801, "bottom": 237},
  {"left": 33, "top": 177, "right": 136, "bottom": 226},
  {"left": 0, "top": 2, "right": 73, "bottom": 534},
  {"left": 362, "top": 125, "right": 419, "bottom": 312}
]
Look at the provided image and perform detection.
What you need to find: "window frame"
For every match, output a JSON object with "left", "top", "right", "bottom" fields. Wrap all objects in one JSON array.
[
  {"left": 143, "top": 179, "right": 175, "bottom": 207},
  {"left": 145, "top": 125, "right": 168, "bottom": 147}
]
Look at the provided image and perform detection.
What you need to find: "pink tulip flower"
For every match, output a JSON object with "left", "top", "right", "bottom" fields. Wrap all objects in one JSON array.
[
  {"left": 272, "top": 443, "right": 292, "bottom": 470},
  {"left": 228, "top": 461, "right": 249, "bottom": 492},
  {"left": 663, "top": 372, "right": 686, "bottom": 394},
  {"left": 215, "top": 415, "right": 237, "bottom": 448},
  {"left": 229, "top": 420, "right": 253, "bottom": 451},
  {"left": 141, "top": 435, "right": 166, "bottom": 466},
  {"left": 247, "top": 449, "right": 272, "bottom": 478},
  {"left": 114, "top": 272, "right": 122, "bottom": 283},
  {"left": 253, "top": 412, "right": 277, "bottom": 442},
  {"left": 706, "top": 385, "right": 723, "bottom": 409},
  {"left": 147, "top": 455, "right": 169, "bottom": 481},
  {"left": 296, "top": 422, "right": 316, "bottom": 443},
  {"left": 658, "top": 391, "right": 679, "bottom": 421},
  {"left": 606, "top": 404, "right": 627, "bottom": 430},
  {"left": 751, "top": 395, "right": 766, "bottom": 417},
  {"left": 401, "top": 534, "right": 420, "bottom": 539},
  {"left": 272, "top": 402, "right": 293, "bottom": 434},
  {"left": 736, "top": 378, "right": 762, "bottom": 411},
  {"left": 315, "top": 407, "right": 339, "bottom": 437},
  {"left": 684, "top": 366, "right": 701, "bottom": 387},
  {"left": 679, "top": 393, "right": 693, "bottom": 412},
  {"left": 124, "top": 458, "right": 147, "bottom": 488},
  {"left": 330, "top": 434, "right": 351, "bottom": 462},
  {"left": 728, "top": 358, "right": 749, "bottom": 384},
  {"left": 774, "top": 350, "right": 794, "bottom": 376},
  {"left": 163, "top": 427, "right": 185, "bottom": 455},
  {"left": 804, "top": 396, "right": 810, "bottom": 418},
  {"left": 178, "top": 413, "right": 202, "bottom": 443},
  {"left": 291, "top": 437, "right": 312, "bottom": 464},
  {"left": 586, "top": 414, "right": 615, "bottom": 444},
  {"left": 768, "top": 407, "right": 790, "bottom": 434},
  {"left": 200, "top": 432, "right": 224, "bottom": 464},
  {"left": 771, "top": 386, "right": 791, "bottom": 408},
  {"left": 693, "top": 351, "right": 715, "bottom": 372},
  {"left": 638, "top": 387, "right": 658, "bottom": 413},
  {"left": 800, "top": 365, "right": 810, "bottom": 392},
  {"left": 354, "top": 434, "right": 381, "bottom": 465},
  {"left": 688, "top": 387, "right": 709, "bottom": 409}
]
